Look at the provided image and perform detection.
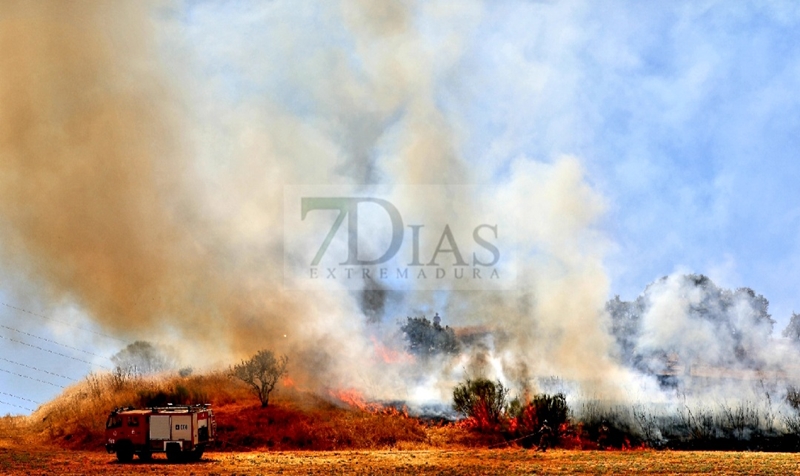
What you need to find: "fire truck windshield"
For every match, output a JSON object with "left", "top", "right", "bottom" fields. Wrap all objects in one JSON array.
[{"left": 106, "top": 415, "right": 123, "bottom": 429}]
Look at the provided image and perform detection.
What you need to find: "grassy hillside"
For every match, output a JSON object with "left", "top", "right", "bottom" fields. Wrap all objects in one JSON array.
[{"left": 8, "top": 370, "right": 476, "bottom": 451}]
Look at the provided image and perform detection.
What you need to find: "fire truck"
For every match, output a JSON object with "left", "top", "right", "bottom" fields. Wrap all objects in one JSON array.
[{"left": 105, "top": 404, "right": 216, "bottom": 462}]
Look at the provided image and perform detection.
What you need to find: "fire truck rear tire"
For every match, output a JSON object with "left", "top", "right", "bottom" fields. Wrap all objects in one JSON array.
[
  {"left": 115, "top": 441, "right": 134, "bottom": 463},
  {"left": 188, "top": 446, "right": 204, "bottom": 461},
  {"left": 166, "top": 444, "right": 182, "bottom": 462}
]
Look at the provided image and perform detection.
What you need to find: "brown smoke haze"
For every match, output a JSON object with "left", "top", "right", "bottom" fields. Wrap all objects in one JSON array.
[
  {"left": 0, "top": 0, "right": 305, "bottom": 371},
  {"left": 0, "top": 0, "right": 191, "bottom": 329},
  {"left": 0, "top": 0, "right": 683, "bottom": 406}
]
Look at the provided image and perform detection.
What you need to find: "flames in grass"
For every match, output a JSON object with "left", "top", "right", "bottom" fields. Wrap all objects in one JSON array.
[
  {"left": 327, "top": 388, "right": 410, "bottom": 418},
  {"left": 371, "top": 336, "right": 415, "bottom": 365},
  {"left": 28, "top": 365, "right": 800, "bottom": 453},
  {"left": 22, "top": 370, "right": 433, "bottom": 452},
  {"left": 215, "top": 389, "right": 424, "bottom": 451},
  {"left": 328, "top": 388, "right": 385, "bottom": 413}
]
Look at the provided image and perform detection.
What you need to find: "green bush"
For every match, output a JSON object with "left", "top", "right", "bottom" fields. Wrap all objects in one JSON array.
[
  {"left": 510, "top": 392, "right": 569, "bottom": 436},
  {"left": 452, "top": 378, "right": 509, "bottom": 431},
  {"left": 401, "top": 316, "right": 460, "bottom": 357}
]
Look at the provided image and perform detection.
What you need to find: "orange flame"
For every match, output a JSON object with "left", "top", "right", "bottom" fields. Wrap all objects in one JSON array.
[
  {"left": 328, "top": 388, "right": 382, "bottom": 412},
  {"left": 370, "top": 336, "right": 415, "bottom": 364},
  {"left": 326, "top": 387, "right": 409, "bottom": 417}
]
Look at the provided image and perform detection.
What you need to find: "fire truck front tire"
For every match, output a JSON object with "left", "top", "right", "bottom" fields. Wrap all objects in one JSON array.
[{"left": 115, "top": 441, "right": 134, "bottom": 463}]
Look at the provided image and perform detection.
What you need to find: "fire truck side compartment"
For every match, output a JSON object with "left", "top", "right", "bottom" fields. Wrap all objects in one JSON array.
[
  {"left": 172, "top": 414, "right": 192, "bottom": 442},
  {"left": 149, "top": 414, "right": 171, "bottom": 440}
]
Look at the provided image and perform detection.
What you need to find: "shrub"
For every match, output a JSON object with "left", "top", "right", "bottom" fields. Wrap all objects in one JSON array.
[
  {"left": 401, "top": 316, "right": 460, "bottom": 357},
  {"left": 452, "top": 378, "right": 508, "bottom": 431},
  {"left": 576, "top": 401, "right": 645, "bottom": 449},
  {"left": 510, "top": 393, "right": 569, "bottom": 434}
]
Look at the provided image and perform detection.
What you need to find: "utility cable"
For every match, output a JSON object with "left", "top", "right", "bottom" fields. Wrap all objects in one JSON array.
[
  {"left": 0, "top": 367, "right": 63, "bottom": 388},
  {"left": 0, "top": 357, "right": 77, "bottom": 382},
  {"left": 1, "top": 302, "right": 124, "bottom": 343},
  {"left": 0, "top": 335, "right": 109, "bottom": 369}
]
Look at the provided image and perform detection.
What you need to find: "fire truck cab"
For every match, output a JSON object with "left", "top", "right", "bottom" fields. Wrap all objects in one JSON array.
[{"left": 105, "top": 404, "right": 215, "bottom": 462}]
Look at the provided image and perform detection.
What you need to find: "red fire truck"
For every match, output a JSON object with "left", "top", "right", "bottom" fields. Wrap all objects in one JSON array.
[{"left": 105, "top": 404, "right": 216, "bottom": 462}]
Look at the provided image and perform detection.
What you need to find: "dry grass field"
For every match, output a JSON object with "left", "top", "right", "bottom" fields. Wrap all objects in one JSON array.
[
  {"left": 1, "top": 447, "right": 800, "bottom": 475},
  {"left": 4, "top": 370, "right": 800, "bottom": 474}
]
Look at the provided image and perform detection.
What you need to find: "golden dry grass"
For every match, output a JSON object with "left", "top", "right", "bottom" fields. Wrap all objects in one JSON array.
[
  {"left": 25, "top": 370, "right": 254, "bottom": 449},
  {"left": 1, "top": 447, "right": 799, "bottom": 475},
  {"left": 15, "top": 370, "right": 463, "bottom": 451},
  {"left": 7, "top": 369, "right": 800, "bottom": 475}
]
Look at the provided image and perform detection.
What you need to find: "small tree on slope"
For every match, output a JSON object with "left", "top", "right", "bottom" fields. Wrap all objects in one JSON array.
[{"left": 230, "top": 349, "right": 288, "bottom": 407}]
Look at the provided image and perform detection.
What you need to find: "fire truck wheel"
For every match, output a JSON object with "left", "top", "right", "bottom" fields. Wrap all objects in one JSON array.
[
  {"left": 166, "top": 444, "right": 182, "bottom": 462},
  {"left": 188, "top": 447, "right": 204, "bottom": 461},
  {"left": 115, "top": 441, "right": 134, "bottom": 463}
]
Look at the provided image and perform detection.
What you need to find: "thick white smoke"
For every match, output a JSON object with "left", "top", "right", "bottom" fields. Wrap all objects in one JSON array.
[{"left": 3, "top": 1, "right": 796, "bottom": 422}]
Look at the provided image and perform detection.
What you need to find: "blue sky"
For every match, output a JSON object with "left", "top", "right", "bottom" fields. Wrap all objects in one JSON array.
[
  {"left": 2, "top": 0, "right": 800, "bottom": 415},
  {"left": 443, "top": 1, "right": 800, "bottom": 318}
]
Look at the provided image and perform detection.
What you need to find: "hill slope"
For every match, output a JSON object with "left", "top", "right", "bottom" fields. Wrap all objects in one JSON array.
[{"left": 8, "top": 370, "right": 474, "bottom": 451}]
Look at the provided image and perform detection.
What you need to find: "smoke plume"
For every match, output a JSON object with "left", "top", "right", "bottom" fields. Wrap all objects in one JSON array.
[{"left": 9, "top": 0, "right": 789, "bottom": 414}]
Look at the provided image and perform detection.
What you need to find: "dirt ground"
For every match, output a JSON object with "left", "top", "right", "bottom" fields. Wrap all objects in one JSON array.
[{"left": 1, "top": 447, "right": 800, "bottom": 475}]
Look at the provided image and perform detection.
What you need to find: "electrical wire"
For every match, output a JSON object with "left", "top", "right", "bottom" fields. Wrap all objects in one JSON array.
[
  {"left": 1, "top": 302, "right": 124, "bottom": 343},
  {"left": 0, "top": 357, "right": 77, "bottom": 382},
  {"left": 0, "top": 399, "right": 33, "bottom": 412},
  {"left": 0, "top": 391, "right": 39, "bottom": 405},
  {"left": 0, "top": 367, "right": 63, "bottom": 388},
  {"left": 0, "top": 335, "right": 109, "bottom": 369},
  {"left": 0, "top": 323, "right": 110, "bottom": 359}
]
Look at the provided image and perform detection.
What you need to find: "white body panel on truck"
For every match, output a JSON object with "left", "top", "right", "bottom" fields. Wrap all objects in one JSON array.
[
  {"left": 150, "top": 415, "right": 171, "bottom": 440},
  {"left": 172, "top": 414, "right": 192, "bottom": 442}
]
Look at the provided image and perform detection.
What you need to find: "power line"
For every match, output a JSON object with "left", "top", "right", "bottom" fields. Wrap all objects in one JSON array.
[
  {"left": 0, "top": 323, "right": 110, "bottom": 360},
  {"left": 0, "top": 367, "right": 63, "bottom": 388},
  {"left": 0, "top": 399, "right": 33, "bottom": 412},
  {"left": 0, "top": 391, "right": 39, "bottom": 405},
  {"left": 0, "top": 357, "right": 77, "bottom": 382},
  {"left": 0, "top": 335, "right": 109, "bottom": 370},
  {"left": 1, "top": 302, "right": 124, "bottom": 343}
]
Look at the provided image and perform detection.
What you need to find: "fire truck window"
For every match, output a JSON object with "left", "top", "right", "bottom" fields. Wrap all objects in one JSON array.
[
  {"left": 127, "top": 416, "right": 139, "bottom": 427},
  {"left": 106, "top": 415, "right": 123, "bottom": 429}
]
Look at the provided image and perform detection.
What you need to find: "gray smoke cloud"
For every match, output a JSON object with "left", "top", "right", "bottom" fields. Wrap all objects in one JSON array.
[
  {"left": 607, "top": 274, "right": 798, "bottom": 392},
  {"left": 7, "top": 0, "right": 794, "bottom": 417},
  {"left": 0, "top": 0, "right": 622, "bottom": 402}
]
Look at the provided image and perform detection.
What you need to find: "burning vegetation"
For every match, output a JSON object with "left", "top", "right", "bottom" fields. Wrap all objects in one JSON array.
[
  {"left": 8, "top": 366, "right": 431, "bottom": 452},
  {"left": 2, "top": 3, "right": 799, "bottom": 470},
  {"left": 383, "top": 274, "right": 800, "bottom": 452},
  {"left": 445, "top": 376, "right": 800, "bottom": 452},
  {"left": 7, "top": 306, "right": 800, "bottom": 457},
  {"left": 2, "top": 272, "right": 800, "bottom": 457}
]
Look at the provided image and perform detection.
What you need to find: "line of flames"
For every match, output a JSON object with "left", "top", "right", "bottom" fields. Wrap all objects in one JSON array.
[{"left": 327, "top": 388, "right": 409, "bottom": 417}]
